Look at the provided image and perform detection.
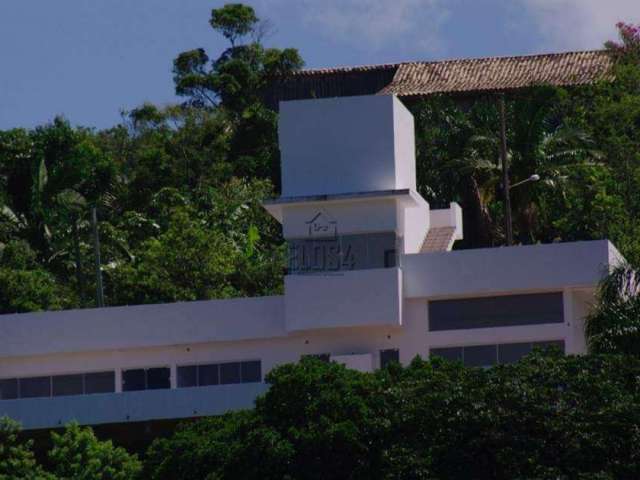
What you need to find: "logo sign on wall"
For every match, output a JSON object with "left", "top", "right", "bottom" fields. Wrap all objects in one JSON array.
[{"left": 288, "top": 211, "right": 396, "bottom": 274}]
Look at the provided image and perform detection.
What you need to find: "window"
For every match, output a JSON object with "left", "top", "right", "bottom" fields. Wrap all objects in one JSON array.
[
  {"left": 19, "top": 377, "right": 51, "bottom": 398},
  {"left": 241, "top": 361, "right": 261, "bottom": 383},
  {"left": 380, "top": 349, "right": 399, "bottom": 369},
  {"left": 220, "top": 363, "right": 241, "bottom": 385},
  {"left": 431, "top": 341, "right": 565, "bottom": 367},
  {"left": 147, "top": 368, "right": 170, "bottom": 390},
  {"left": 0, "top": 371, "right": 116, "bottom": 400},
  {"left": 84, "top": 372, "right": 115, "bottom": 394},
  {"left": 177, "top": 361, "right": 262, "bottom": 389},
  {"left": 177, "top": 366, "right": 197, "bottom": 388},
  {"left": 122, "top": 368, "right": 170, "bottom": 392},
  {"left": 52, "top": 374, "right": 83, "bottom": 397},
  {"left": 199, "top": 364, "right": 219, "bottom": 386},
  {"left": 429, "top": 293, "right": 564, "bottom": 331},
  {"left": 0, "top": 379, "right": 18, "bottom": 400}
]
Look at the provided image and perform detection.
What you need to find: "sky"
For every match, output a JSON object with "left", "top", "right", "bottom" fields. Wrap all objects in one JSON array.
[{"left": 1, "top": 0, "right": 638, "bottom": 130}]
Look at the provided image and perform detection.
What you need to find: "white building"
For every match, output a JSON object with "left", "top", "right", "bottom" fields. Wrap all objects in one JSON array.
[{"left": 0, "top": 95, "right": 622, "bottom": 431}]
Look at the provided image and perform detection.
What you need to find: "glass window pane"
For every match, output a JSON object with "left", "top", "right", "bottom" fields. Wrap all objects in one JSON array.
[
  {"left": 52, "top": 374, "right": 83, "bottom": 397},
  {"left": 19, "top": 377, "right": 51, "bottom": 398},
  {"left": 464, "top": 345, "right": 497, "bottom": 367},
  {"left": 220, "top": 362, "right": 241, "bottom": 384},
  {"left": 177, "top": 366, "right": 197, "bottom": 388},
  {"left": 498, "top": 343, "right": 533, "bottom": 364},
  {"left": 380, "top": 349, "right": 400, "bottom": 369},
  {"left": 241, "top": 361, "right": 261, "bottom": 383},
  {"left": 85, "top": 372, "right": 115, "bottom": 394},
  {"left": 430, "top": 347, "right": 463, "bottom": 362},
  {"left": 146, "top": 368, "right": 170, "bottom": 390},
  {"left": 198, "top": 364, "right": 219, "bottom": 386},
  {"left": 429, "top": 293, "right": 564, "bottom": 331},
  {"left": 0, "top": 379, "right": 18, "bottom": 400},
  {"left": 122, "top": 369, "right": 146, "bottom": 391}
]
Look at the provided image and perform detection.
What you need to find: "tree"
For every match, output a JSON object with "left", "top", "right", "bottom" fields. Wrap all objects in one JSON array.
[
  {"left": 172, "top": 3, "right": 303, "bottom": 184},
  {"left": 0, "top": 240, "right": 68, "bottom": 313},
  {"left": 48, "top": 423, "right": 141, "bottom": 480},
  {"left": 209, "top": 3, "right": 258, "bottom": 47},
  {"left": 0, "top": 417, "right": 51, "bottom": 480},
  {"left": 144, "top": 353, "right": 640, "bottom": 479},
  {"left": 586, "top": 263, "right": 640, "bottom": 355}
]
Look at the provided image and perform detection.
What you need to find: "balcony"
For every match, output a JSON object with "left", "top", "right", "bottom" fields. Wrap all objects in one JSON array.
[{"left": 0, "top": 382, "right": 268, "bottom": 430}]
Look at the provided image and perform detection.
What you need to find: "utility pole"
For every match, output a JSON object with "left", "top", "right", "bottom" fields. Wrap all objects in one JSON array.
[
  {"left": 499, "top": 94, "right": 513, "bottom": 246},
  {"left": 91, "top": 206, "right": 105, "bottom": 308}
]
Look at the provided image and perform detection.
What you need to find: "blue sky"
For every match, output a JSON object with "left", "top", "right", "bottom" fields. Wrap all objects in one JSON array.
[{"left": 1, "top": 0, "right": 638, "bottom": 130}]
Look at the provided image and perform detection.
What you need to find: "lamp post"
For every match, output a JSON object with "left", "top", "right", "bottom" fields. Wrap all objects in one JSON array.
[{"left": 499, "top": 94, "right": 541, "bottom": 246}]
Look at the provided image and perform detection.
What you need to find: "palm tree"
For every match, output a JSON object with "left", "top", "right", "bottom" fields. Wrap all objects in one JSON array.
[{"left": 585, "top": 263, "right": 640, "bottom": 355}]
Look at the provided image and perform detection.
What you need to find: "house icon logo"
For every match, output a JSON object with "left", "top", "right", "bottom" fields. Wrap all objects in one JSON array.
[{"left": 306, "top": 211, "right": 337, "bottom": 237}]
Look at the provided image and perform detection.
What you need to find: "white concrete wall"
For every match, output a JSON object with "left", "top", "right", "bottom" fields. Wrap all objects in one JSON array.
[
  {"left": 399, "top": 194, "right": 430, "bottom": 254},
  {"left": 284, "top": 267, "right": 402, "bottom": 332},
  {"left": 281, "top": 198, "right": 399, "bottom": 239},
  {"left": 0, "top": 296, "right": 285, "bottom": 359},
  {"left": 279, "top": 95, "right": 416, "bottom": 197},
  {"left": 403, "top": 240, "right": 614, "bottom": 299}
]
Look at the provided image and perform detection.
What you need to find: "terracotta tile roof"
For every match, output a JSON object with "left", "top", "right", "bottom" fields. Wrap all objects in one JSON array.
[
  {"left": 267, "top": 50, "right": 614, "bottom": 106},
  {"left": 379, "top": 50, "right": 614, "bottom": 96},
  {"left": 421, "top": 226, "right": 458, "bottom": 253}
]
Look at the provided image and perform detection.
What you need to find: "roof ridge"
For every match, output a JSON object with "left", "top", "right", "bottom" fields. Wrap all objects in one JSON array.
[
  {"left": 399, "top": 49, "right": 608, "bottom": 66},
  {"left": 294, "top": 49, "right": 610, "bottom": 76}
]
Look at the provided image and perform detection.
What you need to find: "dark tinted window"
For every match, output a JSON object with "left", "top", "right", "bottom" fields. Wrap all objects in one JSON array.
[
  {"left": 122, "top": 369, "right": 146, "bottom": 391},
  {"left": 52, "top": 374, "right": 83, "bottom": 397},
  {"left": 220, "top": 362, "right": 241, "bottom": 384},
  {"left": 198, "top": 364, "right": 219, "bottom": 386},
  {"left": 429, "top": 293, "right": 564, "bottom": 331},
  {"left": 0, "top": 379, "right": 18, "bottom": 400},
  {"left": 84, "top": 372, "right": 115, "bottom": 394},
  {"left": 19, "top": 377, "right": 50, "bottom": 398},
  {"left": 498, "top": 343, "right": 533, "bottom": 364},
  {"left": 177, "top": 366, "right": 197, "bottom": 388},
  {"left": 430, "top": 347, "right": 463, "bottom": 362},
  {"left": 464, "top": 345, "right": 497, "bottom": 367},
  {"left": 380, "top": 349, "right": 400, "bottom": 369},
  {"left": 241, "top": 361, "right": 261, "bottom": 383},
  {"left": 147, "top": 368, "right": 170, "bottom": 390}
]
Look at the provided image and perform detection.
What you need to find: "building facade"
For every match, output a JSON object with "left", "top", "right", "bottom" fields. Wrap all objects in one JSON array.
[{"left": 0, "top": 95, "right": 621, "bottom": 431}]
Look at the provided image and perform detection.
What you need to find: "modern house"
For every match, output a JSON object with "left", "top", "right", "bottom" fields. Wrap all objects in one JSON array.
[{"left": 0, "top": 92, "right": 621, "bottom": 433}]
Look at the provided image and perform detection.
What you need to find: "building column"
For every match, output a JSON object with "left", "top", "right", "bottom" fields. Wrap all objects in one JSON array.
[
  {"left": 170, "top": 364, "right": 177, "bottom": 389},
  {"left": 114, "top": 368, "right": 123, "bottom": 393}
]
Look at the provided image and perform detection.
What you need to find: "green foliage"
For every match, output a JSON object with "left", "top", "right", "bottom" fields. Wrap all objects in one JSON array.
[
  {"left": 0, "top": 420, "right": 140, "bottom": 480},
  {"left": 0, "top": 417, "right": 51, "bottom": 480},
  {"left": 0, "top": 240, "right": 66, "bottom": 313},
  {"left": 48, "top": 423, "right": 141, "bottom": 480},
  {"left": 144, "top": 353, "right": 640, "bottom": 479},
  {"left": 586, "top": 263, "right": 640, "bottom": 355},
  {"left": 209, "top": 4, "right": 258, "bottom": 47}
]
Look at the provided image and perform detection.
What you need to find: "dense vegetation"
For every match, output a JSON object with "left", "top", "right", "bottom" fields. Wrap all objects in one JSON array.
[
  {"left": 2, "top": 4, "right": 640, "bottom": 479},
  {"left": 0, "top": 6, "right": 638, "bottom": 313},
  {"left": 3, "top": 351, "right": 640, "bottom": 479}
]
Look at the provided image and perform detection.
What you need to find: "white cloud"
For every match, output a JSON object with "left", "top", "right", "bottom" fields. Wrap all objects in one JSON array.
[
  {"left": 258, "top": 0, "right": 450, "bottom": 54},
  {"left": 522, "top": 0, "right": 640, "bottom": 51}
]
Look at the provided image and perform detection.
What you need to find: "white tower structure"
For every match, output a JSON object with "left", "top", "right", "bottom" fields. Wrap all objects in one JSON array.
[{"left": 265, "top": 95, "right": 461, "bottom": 332}]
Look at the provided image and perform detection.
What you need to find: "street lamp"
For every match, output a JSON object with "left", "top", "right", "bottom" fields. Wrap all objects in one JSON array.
[
  {"left": 502, "top": 173, "right": 541, "bottom": 246},
  {"left": 510, "top": 174, "right": 541, "bottom": 190}
]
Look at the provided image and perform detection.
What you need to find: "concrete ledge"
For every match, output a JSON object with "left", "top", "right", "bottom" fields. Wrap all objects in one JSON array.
[
  {"left": 0, "top": 296, "right": 286, "bottom": 360},
  {"left": 403, "top": 240, "right": 617, "bottom": 299},
  {"left": 0, "top": 383, "right": 269, "bottom": 430}
]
